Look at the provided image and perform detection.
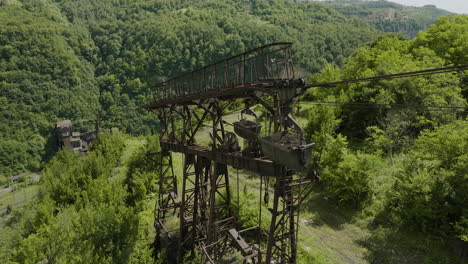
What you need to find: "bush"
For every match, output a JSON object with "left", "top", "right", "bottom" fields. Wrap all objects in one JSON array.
[
  {"left": 304, "top": 102, "right": 341, "bottom": 147},
  {"left": 42, "top": 133, "right": 127, "bottom": 207},
  {"left": 9, "top": 133, "right": 149, "bottom": 264},
  {"left": 322, "top": 150, "right": 382, "bottom": 207},
  {"left": 385, "top": 120, "right": 468, "bottom": 238},
  {"left": 125, "top": 134, "right": 160, "bottom": 208}
]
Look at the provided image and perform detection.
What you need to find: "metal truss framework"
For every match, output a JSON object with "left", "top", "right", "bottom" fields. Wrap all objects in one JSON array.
[{"left": 150, "top": 43, "right": 315, "bottom": 264}]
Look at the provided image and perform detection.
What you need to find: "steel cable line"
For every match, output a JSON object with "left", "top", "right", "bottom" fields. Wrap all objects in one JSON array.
[
  {"left": 298, "top": 64, "right": 468, "bottom": 113},
  {"left": 298, "top": 101, "right": 468, "bottom": 112},
  {"left": 304, "top": 64, "right": 468, "bottom": 89}
]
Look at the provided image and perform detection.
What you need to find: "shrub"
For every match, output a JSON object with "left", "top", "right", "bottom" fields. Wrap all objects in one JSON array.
[
  {"left": 385, "top": 120, "right": 468, "bottom": 238},
  {"left": 42, "top": 133, "right": 127, "bottom": 207},
  {"left": 322, "top": 150, "right": 382, "bottom": 207},
  {"left": 125, "top": 134, "right": 160, "bottom": 208}
]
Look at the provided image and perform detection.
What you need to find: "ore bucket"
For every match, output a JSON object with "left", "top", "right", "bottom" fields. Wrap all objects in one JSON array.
[
  {"left": 259, "top": 131, "right": 314, "bottom": 172},
  {"left": 233, "top": 119, "right": 262, "bottom": 140}
]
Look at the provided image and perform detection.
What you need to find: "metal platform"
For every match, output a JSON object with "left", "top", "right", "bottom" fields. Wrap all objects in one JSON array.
[{"left": 148, "top": 42, "right": 296, "bottom": 109}]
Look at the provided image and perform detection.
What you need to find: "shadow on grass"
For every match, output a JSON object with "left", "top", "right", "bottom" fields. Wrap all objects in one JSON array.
[
  {"left": 359, "top": 226, "right": 466, "bottom": 264},
  {"left": 300, "top": 185, "right": 360, "bottom": 230}
]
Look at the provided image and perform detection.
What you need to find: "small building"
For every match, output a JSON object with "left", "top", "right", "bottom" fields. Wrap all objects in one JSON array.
[
  {"left": 56, "top": 120, "right": 118, "bottom": 153},
  {"left": 57, "top": 120, "right": 72, "bottom": 138}
]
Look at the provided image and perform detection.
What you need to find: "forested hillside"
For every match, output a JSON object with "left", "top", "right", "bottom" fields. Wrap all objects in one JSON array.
[
  {"left": 322, "top": 0, "right": 452, "bottom": 38},
  {"left": 0, "top": 0, "right": 455, "bottom": 177},
  {"left": 0, "top": 0, "right": 383, "bottom": 177},
  {"left": 299, "top": 14, "right": 468, "bottom": 263}
]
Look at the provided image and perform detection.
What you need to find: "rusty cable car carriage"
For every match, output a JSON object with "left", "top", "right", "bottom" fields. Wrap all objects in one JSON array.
[{"left": 148, "top": 42, "right": 315, "bottom": 264}]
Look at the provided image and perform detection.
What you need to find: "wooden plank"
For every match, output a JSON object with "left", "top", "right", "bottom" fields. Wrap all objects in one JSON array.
[{"left": 228, "top": 228, "right": 251, "bottom": 255}]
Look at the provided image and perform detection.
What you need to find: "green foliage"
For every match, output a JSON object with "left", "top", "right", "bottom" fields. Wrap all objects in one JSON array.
[
  {"left": 317, "top": 135, "right": 383, "bottom": 207},
  {"left": 323, "top": 0, "right": 452, "bottom": 38},
  {"left": 303, "top": 103, "right": 379, "bottom": 208},
  {"left": 182, "top": 250, "right": 204, "bottom": 264},
  {"left": 454, "top": 217, "right": 468, "bottom": 242},
  {"left": 125, "top": 134, "right": 160, "bottom": 208},
  {"left": 303, "top": 17, "right": 468, "bottom": 245},
  {"left": 413, "top": 15, "right": 468, "bottom": 65},
  {"left": 37, "top": 133, "right": 125, "bottom": 207},
  {"left": 0, "top": 0, "right": 385, "bottom": 174},
  {"left": 1, "top": 133, "right": 161, "bottom": 263},
  {"left": 41, "top": 150, "right": 82, "bottom": 206},
  {"left": 0, "top": 3, "right": 99, "bottom": 174},
  {"left": 0, "top": 0, "right": 466, "bottom": 262},
  {"left": 0, "top": 174, "right": 7, "bottom": 187},
  {"left": 304, "top": 102, "right": 341, "bottom": 149},
  {"left": 297, "top": 246, "right": 330, "bottom": 264},
  {"left": 0, "top": 1, "right": 457, "bottom": 179},
  {"left": 0, "top": 97, "right": 50, "bottom": 175},
  {"left": 384, "top": 120, "right": 468, "bottom": 238},
  {"left": 309, "top": 32, "right": 466, "bottom": 150},
  {"left": 90, "top": 132, "right": 126, "bottom": 166},
  {"left": 231, "top": 185, "right": 260, "bottom": 229}
]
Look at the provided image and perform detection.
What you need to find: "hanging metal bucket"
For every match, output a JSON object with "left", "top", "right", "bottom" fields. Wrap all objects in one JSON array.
[
  {"left": 233, "top": 119, "right": 262, "bottom": 140},
  {"left": 259, "top": 131, "right": 314, "bottom": 172}
]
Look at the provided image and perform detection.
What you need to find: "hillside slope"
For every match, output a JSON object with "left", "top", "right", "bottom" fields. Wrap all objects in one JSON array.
[
  {"left": 0, "top": 0, "right": 455, "bottom": 177},
  {"left": 322, "top": 0, "right": 452, "bottom": 38},
  {"left": 0, "top": 0, "right": 382, "bottom": 177}
]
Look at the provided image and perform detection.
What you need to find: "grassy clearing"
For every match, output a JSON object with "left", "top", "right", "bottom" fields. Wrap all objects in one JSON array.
[
  {"left": 112, "top": 137, "right": 147, "bottom": 181},
  {"left": 230, "top": 168, "right": 369, "bottom": 264},
  {"left": 299, "top": 191, "right": 370, "bottom": 264}
]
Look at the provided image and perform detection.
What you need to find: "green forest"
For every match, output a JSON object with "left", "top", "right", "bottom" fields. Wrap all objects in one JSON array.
[
  {"left": 322, "top": 0, "right": 452, "bottom": 38},
  {"left": 0, "top": 0, "right": 467, "bottom": 263}
]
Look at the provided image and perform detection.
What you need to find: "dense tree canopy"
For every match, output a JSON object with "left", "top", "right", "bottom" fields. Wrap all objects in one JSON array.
[
  {"left": 307, "top": 31, "right": 466, "bottom": 150},
  {"left": 3, "top": 133, "right": 160, "bottom": 263},
  {"left": 0, "top": 0, "right": 386, "bottom": 175},
  {"left": 0, "top": 0, "right": 455, "bottom": 176}
]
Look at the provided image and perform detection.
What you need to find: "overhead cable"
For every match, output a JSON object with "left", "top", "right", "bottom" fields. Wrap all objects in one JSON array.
[{"left": 305, "top": 64, "right": 468, "bottom": 89}]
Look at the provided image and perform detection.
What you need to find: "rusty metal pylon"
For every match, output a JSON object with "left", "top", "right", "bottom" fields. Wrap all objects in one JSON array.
[
  {"left": 151, "top": 43, "right": 311, "bottom": 264},
  {"left": 154, "top": 147, "right": 179, "bottom": 254},
  {"left": 264, "top": 167, "right": 315, "bottom": 264}
]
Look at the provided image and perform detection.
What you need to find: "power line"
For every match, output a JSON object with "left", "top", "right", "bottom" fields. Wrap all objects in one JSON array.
[
  {"left": 299, "top": 101, "right": 467, "bottom": 109},
  {"left": 298, "top": 101, "right": 468, "bottom": 112},
  {"left": 304, "top": 64, "right": 468, "bottom": 89}
]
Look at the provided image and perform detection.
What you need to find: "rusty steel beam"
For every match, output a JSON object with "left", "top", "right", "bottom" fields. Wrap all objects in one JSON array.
[
  {"left": 148, "top": 42, "right": 297, "bottom": 109},
  {"left": 148, "top": 83, "right": 276, "bottom": 109},
  {"left": 160, "top": 140, "right": 277, "bottom": 177}
]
